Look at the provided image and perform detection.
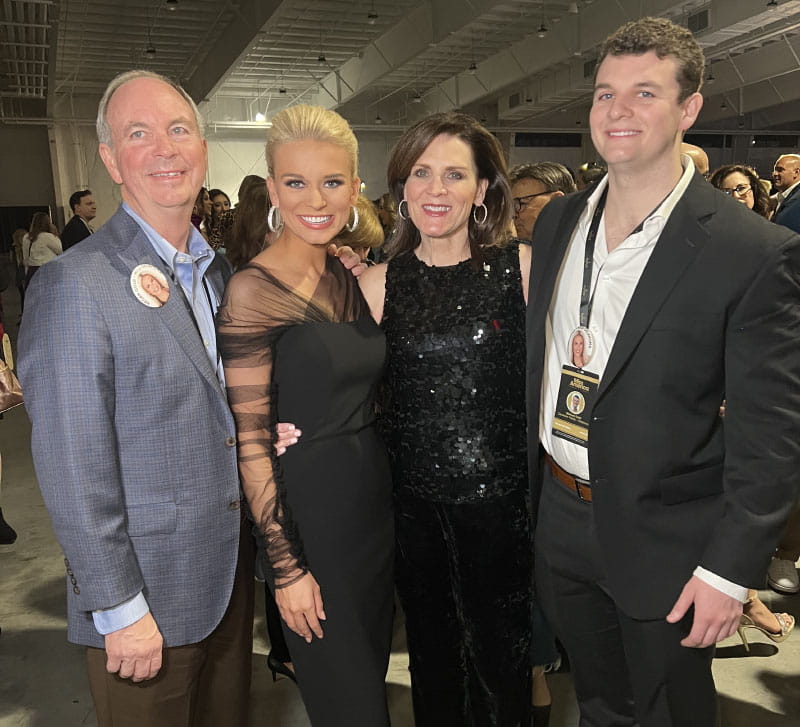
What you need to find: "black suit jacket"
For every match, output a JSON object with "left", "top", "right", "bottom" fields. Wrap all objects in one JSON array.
[
  {"left": 773, "top": 184, "right": 800, "bottom": 235},
  {"left": 61, "top": 215, "right": 92, "bottom": 250},
  {"left": 526, "top": 174, "right": 800, "bottom": 618}
]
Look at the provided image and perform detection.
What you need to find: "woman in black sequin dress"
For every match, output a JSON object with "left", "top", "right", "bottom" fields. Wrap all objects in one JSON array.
[{"left": 359, "top": 112, "right": 533, "bottom": 726}]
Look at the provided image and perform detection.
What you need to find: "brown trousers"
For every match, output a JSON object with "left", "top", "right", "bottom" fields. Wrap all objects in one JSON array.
[{"left": 86, "top": 519, "right": 255, "bottom": 727}]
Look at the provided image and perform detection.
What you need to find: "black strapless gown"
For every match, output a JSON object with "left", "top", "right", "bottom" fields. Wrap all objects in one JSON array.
[
  {"left": 275, "top": 317, "right": 394, "bottom": 726},
  {"left": 218, "top": 257, "right": 393, "bottom": 727}
]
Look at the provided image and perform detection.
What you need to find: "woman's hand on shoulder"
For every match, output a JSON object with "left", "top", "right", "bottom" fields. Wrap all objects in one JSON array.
[
  {"left": 275, "top": 572, "right": 326, "bottom": 642},
  {"left": 518, "top": 241, "right": 532, "bottom": 305},
  {"left": 328, "top": 244, "right": 367, "bottom": 277},
  {"left": 358, "top": 262, "right": 388, "bottom": 324}
]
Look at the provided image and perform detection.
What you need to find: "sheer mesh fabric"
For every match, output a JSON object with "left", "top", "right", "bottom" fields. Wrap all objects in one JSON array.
[{"left": 217, "top": 254, "right": 368, "bottom": 587}]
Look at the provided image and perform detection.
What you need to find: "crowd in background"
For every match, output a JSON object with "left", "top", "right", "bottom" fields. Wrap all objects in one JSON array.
[{"left": 5, "top": 20, "right": 800, "bottom": 725}]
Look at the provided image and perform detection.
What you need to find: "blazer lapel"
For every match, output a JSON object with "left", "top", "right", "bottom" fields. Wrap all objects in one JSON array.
[
  {"left": 107, "top": 209, "right": 226, "bottom": 397},
  {"left": 528, "top": 188, "right": 592, "bottom": 336},
  {"left": 204, "top": 255, "right": 230, "bottom": 307},
  {"left": 775, "top": 183, "right": 800, "bottom": 216},
  {"left": 596, "top": 176, "right": 714, "bottom": 401}
]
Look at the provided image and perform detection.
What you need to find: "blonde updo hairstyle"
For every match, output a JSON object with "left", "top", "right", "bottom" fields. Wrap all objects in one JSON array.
[{"left": 265, "top": 105, "right": 358, "bottom": 180}]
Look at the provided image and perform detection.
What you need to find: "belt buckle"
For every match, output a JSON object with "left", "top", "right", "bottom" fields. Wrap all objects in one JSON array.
[{"left": 574, "top": 476, "right": 591, "bottom": 502}]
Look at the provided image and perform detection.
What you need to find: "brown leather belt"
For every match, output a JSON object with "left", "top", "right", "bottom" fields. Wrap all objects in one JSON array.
[{"left": 545, "top": 454, "right": 593, "bottom": 503}]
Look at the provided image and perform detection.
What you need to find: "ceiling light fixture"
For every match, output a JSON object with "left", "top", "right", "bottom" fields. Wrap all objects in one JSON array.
[
  {"left": 412, "top": 91, "right": 422, "bottom": 104},
  {"left": 375, "top": 113, "right": 383, "bottom": 124},
  {"left": 279, "top": 87, "right": 287, "bottom": 94},
  {"left": 568, "top": 2, "right": 579, "bottom": 13},
  {"left": 538, "top": 0, "right": 548, "bottom": 38},
  {"left": 165, "top": 0, "right": 178, "bottom": 9},
  {"left": 469, "top": 61, "right": 478, "bottom": 74},
  {"left": 255, "top": 112, "right": 266, "bottom": 122},
  {"left": 144, "top": 24, "right": 156, "bottom": 57},
  {"left": 720, "top": 100, "right": 728, "bottom": 110},
  {"left": 705, "top": 67, "right": 715, "bottom": 84},
  {"left": 367, "top": 11, "right": 378, "bottom": 24},
  {"left": 766, "top": 0, "right": 779, "bottom": 8},
  {"left": 317, "top": 53, "right": 326, "bottom": 63}
]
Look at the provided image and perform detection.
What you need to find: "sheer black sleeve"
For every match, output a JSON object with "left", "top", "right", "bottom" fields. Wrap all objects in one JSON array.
[{"left": 217, "top": 257, "right": 368, "bottom": 587}]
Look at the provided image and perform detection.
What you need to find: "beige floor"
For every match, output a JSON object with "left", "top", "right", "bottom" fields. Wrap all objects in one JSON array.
[{"left": 1, "top": 281, "right": 798, "bottom": 726}]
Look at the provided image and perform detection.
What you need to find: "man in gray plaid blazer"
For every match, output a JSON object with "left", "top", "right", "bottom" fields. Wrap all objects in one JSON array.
[{"left": 19, "top": 70, "right": 254, "bottom": 726}]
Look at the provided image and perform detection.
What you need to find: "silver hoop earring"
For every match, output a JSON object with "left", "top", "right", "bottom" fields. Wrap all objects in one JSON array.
[
  {"left": 472, "top": 203, "right": 488, "bottom": 225},
  {"left": 267, "top": 206, "right": 283, "bottom": 234},
  {"left": 346, "top": 205, "right": 359, "bottom": 232},
  {"left": 398, "top": 199, "right": 409, "bottom": 220}
]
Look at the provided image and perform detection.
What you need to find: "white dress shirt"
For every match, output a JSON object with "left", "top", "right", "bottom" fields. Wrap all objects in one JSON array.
[{"left": 539, "top": 156, "right": 747, "bottom": 602}]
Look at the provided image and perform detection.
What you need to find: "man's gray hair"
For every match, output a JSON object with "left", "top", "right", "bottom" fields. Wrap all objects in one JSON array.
[
  {"left": 508, "top": 161, "right": 577, "bottom": 195},
  {"left": 96, "top": 70, "right": 205, "bottom": 147}
]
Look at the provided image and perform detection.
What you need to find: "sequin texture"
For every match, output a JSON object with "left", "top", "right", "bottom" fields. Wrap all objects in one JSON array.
[{"left": 379, "top": 243, "right": 528, "bottom": 503}]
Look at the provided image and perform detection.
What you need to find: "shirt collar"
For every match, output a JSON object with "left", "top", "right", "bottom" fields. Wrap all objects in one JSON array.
[
  {"left": 583, "top": 154, "right": 696, "bottom": 239},
  {"left": 778, "top": 178, "right": 800, "bottom": 203},
  {"left": 122, "top": 201, "right": 214, "bottom": 271}
]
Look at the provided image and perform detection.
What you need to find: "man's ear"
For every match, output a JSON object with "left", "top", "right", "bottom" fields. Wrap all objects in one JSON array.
[
  {"left": 99, "top": 144, "right": 123, "bottom": 185},
  {"left": 679, "top": 92, "right": 703, "bottom": 132},
  {"left": 551, "top": 190, "right": 565, "bottom": 199}
]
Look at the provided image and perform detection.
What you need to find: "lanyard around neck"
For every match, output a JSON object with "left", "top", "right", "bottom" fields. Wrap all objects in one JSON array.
[
  {"left": 579, "top": 187, "right": 608, "bottom": 329},
  {"left": 579, "top": 185, "right": 670, "bottom": 329}
]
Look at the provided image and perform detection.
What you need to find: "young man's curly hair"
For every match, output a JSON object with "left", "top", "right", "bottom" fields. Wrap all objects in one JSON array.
[{"left": 595, "top": 17, "right": 704, "bottom": 102}]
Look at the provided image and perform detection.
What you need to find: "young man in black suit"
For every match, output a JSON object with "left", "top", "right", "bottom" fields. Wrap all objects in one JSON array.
[
  {"left": 526, "top": 17, "right": 800, "bottom": 726},
  {"left": 61, "top": 189, "right": 96, "bottom": 249}
]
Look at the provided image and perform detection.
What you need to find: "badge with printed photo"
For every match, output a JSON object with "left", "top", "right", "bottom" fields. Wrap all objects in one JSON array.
[{"left": 130, "top": 264, "right": 170, "bottom": 308}]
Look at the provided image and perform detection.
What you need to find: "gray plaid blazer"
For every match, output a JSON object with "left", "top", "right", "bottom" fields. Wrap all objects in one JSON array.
[{"left": 19, "top": 207, "right": 242, "bottom": 648}]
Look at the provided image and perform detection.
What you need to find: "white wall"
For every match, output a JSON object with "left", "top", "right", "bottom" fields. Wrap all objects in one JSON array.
[{"left": 204, "top": 128, "right": 403, "bottom": 204}]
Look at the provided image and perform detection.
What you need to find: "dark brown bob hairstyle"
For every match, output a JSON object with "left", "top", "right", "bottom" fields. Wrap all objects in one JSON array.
[{"left": 385, "top": 111, "right": 512, "bottom": 265}]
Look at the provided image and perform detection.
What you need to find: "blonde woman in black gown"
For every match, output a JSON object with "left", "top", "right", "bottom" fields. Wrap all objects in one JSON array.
[{"left": 217, "top": 105, "right": 393, "bottom": 726}]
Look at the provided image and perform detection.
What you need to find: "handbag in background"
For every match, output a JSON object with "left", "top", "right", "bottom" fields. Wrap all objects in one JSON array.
[{"left": 0, "top": 333, "right": 22, "bottom": 414}]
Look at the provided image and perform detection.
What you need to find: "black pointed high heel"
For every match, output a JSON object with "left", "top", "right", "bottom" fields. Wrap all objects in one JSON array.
[{"left": 267, "top": 653, "right": 297, "bottom": 683}]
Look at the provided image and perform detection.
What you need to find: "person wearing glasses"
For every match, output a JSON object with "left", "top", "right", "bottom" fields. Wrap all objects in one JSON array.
[
  {"left": 708, "top": 164, "right": 770, "bottom": 219},
  {"left": 509, "top": 162, "right": 576, "bottom": 241}
]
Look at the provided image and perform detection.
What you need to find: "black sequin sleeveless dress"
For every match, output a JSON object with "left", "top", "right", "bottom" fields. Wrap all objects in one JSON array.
[{"left": 379, "top": 242, "right": 532, "bottom": 727}]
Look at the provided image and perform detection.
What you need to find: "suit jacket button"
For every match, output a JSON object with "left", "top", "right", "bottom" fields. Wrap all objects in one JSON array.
[
  {"left": 225, "top": 436, "right": 237, "bottom": 447},
  {"left": 228, "top": 500, "right": 241, "bottom": 511},
  {"left": 73, "top": 586, "right": 80, "bottom": 595}
]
